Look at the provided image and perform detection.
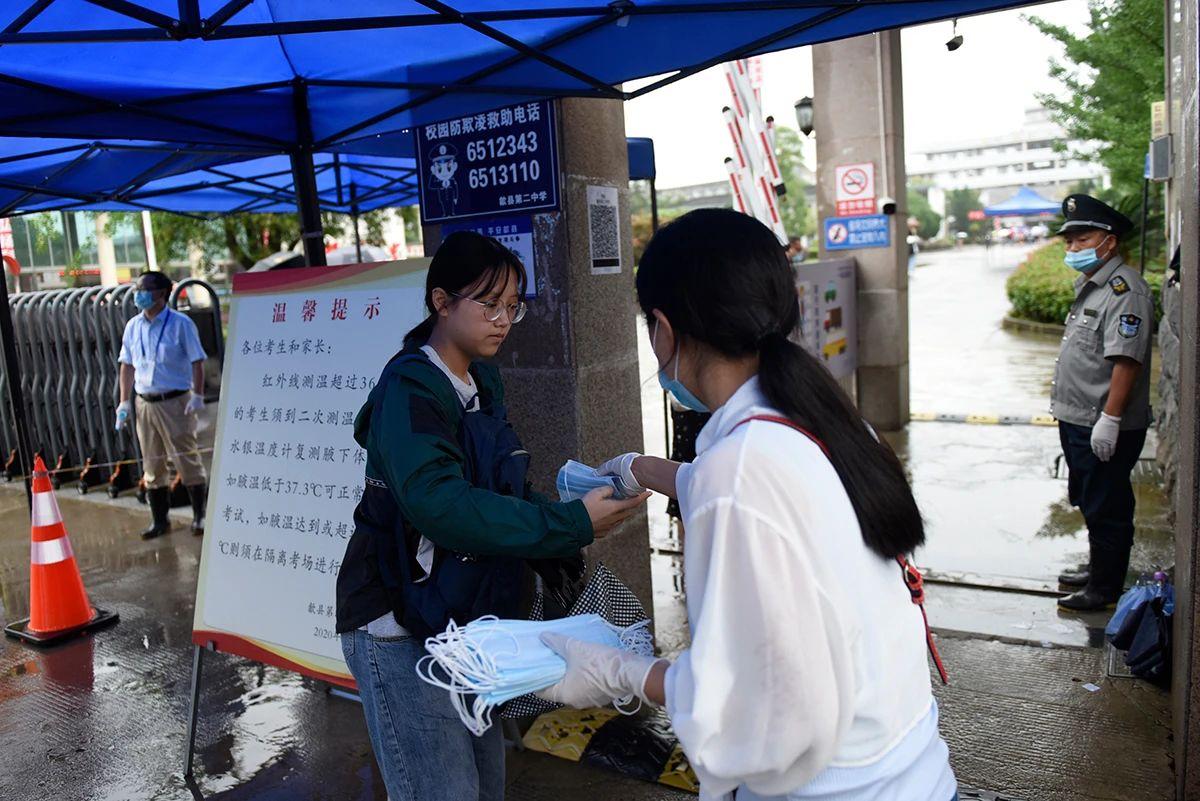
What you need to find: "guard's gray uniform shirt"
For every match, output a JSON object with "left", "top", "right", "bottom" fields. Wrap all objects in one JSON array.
[{"left": 1050, "top": 255, "right": 1153, "bottom": 430}]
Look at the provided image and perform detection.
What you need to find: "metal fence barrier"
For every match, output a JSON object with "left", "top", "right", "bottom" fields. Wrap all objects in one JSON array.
[{"left": 0, "top": 280, "right": 223, "bottom": 495}]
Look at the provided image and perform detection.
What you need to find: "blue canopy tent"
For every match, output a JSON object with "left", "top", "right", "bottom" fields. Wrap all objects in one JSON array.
[
  {"left": 0, "top": 0, "right": 1038, "bottom": 266},
  {"left": 626, "top": 136, "right": 659, "bottom": 230},
  {"left": 983, "top": 186, "right": 1060, "bottom": 217},
  {"left": 0, "top": 0, "right": 1046, "bottom": 522}
]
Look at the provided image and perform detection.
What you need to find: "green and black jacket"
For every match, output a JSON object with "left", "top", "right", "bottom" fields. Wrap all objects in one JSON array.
[{"left": 335, "top": 346, "right": 593, "bottom": 634}]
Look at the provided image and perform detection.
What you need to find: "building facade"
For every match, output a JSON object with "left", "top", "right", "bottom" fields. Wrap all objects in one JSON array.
[
  {"left": 907, "top": 107, "right": 1110, "bottom": 215},
  {"left": 4, "top": 211, "right": 149, "bottom": 291}
]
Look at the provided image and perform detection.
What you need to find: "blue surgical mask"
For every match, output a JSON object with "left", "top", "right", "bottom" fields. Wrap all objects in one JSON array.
[
  {"left": 1063, "top": 237, "right": 1112, "bottom": 273},
  {"left": 415, "top": 614, "right": 653, "bottom": 735},
  {"left": 1063, "top": 248, "right": 1102, "bottom": 272},
  {"left": 134, "top": 290, "right": 156, "bottom": 310},
  {"left": 653, "top": 321, "right": 709, "bottom": 413},
  {"left": 556, "top": 459, "right": 631, "bottom": 502}
]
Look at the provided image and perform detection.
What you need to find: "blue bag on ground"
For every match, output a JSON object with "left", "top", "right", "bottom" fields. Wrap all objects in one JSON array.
[
  {"left": 1106, "top": 573, "right": 1174, "bottom": 639},
  {"left": 1106, "top": 583, "right": 1158, "bottom": 639}
]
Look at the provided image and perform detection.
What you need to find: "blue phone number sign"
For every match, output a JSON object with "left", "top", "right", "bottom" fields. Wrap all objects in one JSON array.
[{"left": 416, "top": 100, "right": 559, "bottom": 224}]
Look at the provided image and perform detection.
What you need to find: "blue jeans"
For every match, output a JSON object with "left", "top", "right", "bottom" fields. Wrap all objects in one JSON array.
[{"left": 342, "top": 629, "right": 504, "bottom": 801}]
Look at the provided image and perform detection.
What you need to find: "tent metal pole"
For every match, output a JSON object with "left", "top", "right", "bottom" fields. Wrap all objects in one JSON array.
[
  {"left": 650, "top": 177, "right": 659, "bottom": 233},
  {"left": 350, "top": 183, "right": 362, "bottom": 263},
  {"left": 0, "top": 268, "right": 35, "bottom": 508},
  {"left": 291, "top": 79, "right": 327, "bottom": 267},
  {"left": 290, "top": 150, "right": 326, "bottom": 267}
]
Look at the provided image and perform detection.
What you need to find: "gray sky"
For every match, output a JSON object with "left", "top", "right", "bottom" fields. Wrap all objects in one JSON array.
[{"left": 624, "top": 0, "right": 1092, "bottom": 189}]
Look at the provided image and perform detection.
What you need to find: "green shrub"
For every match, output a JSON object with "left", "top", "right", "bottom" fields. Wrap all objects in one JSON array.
[
  {"left": 1006, "top": 242, "right": 1076, "bottom": 324},
  {"left": 1006, "top": 241, "right": 1164, "bottom": 324}
]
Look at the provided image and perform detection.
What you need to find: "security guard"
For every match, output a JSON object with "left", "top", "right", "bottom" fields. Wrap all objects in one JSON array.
[
  {"left": 1050, "top": 195, "right": 1153, "bottom": 611},
  {"left": 115, "top": 271, "right": 209, "bottom": 539}
]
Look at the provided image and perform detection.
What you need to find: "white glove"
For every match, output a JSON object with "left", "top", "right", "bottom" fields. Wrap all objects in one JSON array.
[
  {"left": 1091, "top": 412, "right": 1121, "bottom": 462},
  {"left": 536, "top": 633, "right": 664, "bottom": 709},
  {"left": 115, "top": 401, "right": 132, "bottom": 431},
  {"left": 184, "top": 393, "right": 205, "bottom": 416},
  {"left": 594, "top": 452, "right": 645, "bottom": 498}
]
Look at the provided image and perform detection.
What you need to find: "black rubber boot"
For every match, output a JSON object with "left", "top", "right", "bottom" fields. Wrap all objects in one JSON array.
[
  {"left": 1058, "top": 544, "right": 1123, "bottom": 611},
  {"left": 141, "top": 487, "right": 172, "bottom": 540},
  {"left": 187, "top": 483, "right": 207, "bottom": 535},
  {"left": 1057, "top": 563, "right": 1090, "bottom": 587}
]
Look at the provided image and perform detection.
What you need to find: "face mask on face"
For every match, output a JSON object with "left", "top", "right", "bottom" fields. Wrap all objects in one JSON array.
[
  {"left": 134, "top": 290, "right": 156, "bottom": 311},
  {"left": 1063, "top": 237, "right": 1113, "bottom": 273},
  {"left": 653, "top": 320, "right": 709, "bottom": 413},
  {"left": 415, "top": 614, "right": 653, "bottom": 735}
]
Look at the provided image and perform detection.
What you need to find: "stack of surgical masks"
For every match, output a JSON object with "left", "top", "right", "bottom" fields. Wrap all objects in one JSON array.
[
  {"left": 556, "top": 460, "right": 637, "bottom": 502},
  {"left": 416, "top": 614, "right": 653, "bottom": 736}
]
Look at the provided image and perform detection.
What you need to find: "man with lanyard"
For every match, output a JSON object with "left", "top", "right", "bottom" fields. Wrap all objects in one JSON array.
[
  {"left": 1050, "top": 194, "right": 1154, "bottom": 611},
  {"left": 116, "top": 271, "right": 209, "bottom": 539}
]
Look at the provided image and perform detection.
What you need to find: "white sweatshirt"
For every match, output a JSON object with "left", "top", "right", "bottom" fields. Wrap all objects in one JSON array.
[{"left": 663, "top": 377, "right": 956, "bottom": 801}]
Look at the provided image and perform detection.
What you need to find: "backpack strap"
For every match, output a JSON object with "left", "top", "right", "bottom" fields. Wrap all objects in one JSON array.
[{"left": 732, "top": 414, "right": 949, "bottom": 685}]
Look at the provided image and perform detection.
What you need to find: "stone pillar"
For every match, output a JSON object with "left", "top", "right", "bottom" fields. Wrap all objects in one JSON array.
[
  {"left": 95, "top": 212, "right": 118, "bottom": 287},
  {"left": 1170, "top": 0, "right": 1200, "bottom": 795},
  {"left": 812, "top": 31, "right": 909, "bottom": 430},
  {"left": 425, "top": 98, "right": 653, "bottom": 615}
]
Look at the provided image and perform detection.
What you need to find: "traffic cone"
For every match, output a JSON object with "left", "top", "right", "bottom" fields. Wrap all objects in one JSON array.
[{"left": 4, "top": 456, "right": 118, "bottom": 645}]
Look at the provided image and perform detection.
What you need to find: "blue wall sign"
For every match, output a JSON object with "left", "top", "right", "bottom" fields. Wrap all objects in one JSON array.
[
  {"left": 416, "top": 100, "right": 559, "bottom": 224},
  {"left": 823, "top": 214, "right": 891, "bottom": 251},
  {"left": 442, "top": 215, "right": 538, "bottom": 298}
]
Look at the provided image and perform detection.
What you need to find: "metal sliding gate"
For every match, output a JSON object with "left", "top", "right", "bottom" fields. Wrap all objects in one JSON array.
[{"left": 0, "top": 280, "right": 223, "bottom": 495}]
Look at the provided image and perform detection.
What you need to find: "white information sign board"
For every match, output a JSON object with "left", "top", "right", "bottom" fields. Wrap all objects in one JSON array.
[
  {"left": 793, "top": 259, "right": 857, "bottom": 380},
  {"left": 192, "top": 259, "right": 428, "bottom": 685}
]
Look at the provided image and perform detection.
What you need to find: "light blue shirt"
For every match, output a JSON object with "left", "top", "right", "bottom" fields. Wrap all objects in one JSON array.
[{"left": 118, "top": 308, "right": 207, "bottom": 395}]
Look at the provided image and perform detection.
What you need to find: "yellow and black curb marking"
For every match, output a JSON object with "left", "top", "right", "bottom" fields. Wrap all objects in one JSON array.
[
  {"left": 911, "top": 412, "right": 1057, "bottom": 427},
  {"left": 523, "top": 706, "right": 699, "bottom": 794}
]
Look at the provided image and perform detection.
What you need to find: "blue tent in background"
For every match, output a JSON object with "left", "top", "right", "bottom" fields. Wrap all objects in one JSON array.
[
  {"left": 0, "top": 139, "right": 417, "bottom": 216},
  {"left": 983, "top": 186, "right": 1061, "bottom": 217}
]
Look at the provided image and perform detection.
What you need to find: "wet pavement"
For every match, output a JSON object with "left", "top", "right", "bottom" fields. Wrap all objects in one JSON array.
[{"left": 0, "top": 243, "right": 1175, "bottom": 800}]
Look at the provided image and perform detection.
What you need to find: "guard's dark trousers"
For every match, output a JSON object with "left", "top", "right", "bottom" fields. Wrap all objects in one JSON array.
[{"left": 1058, "top": 422, "right": 1147, "bottom": 598}]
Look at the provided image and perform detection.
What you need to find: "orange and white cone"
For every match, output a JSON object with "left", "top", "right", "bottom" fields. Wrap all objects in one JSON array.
[{"left": 4, "top": 456, "right": 118, "bottom": 645}]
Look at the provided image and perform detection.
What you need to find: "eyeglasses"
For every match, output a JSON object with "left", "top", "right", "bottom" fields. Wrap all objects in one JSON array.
[{"left": 450, "top": 292, "right": 527, "bottom": 324}]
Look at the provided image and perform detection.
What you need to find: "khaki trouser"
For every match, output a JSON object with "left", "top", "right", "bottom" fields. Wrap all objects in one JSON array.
[{"left": 135, "top": 394, "right": 206, "bottom": 488}]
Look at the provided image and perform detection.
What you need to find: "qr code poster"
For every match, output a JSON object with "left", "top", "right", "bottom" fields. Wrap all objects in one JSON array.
[{"left": 587, "top": 184, "right": 622, "bottom": 275}]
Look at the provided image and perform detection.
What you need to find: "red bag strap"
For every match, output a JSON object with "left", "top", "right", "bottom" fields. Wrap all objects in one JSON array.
[{"left": 732, "top": 414, "right": 949, "bottom": 685}]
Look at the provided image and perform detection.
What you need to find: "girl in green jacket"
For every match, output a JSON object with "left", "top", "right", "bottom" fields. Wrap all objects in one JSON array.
[{"left": 336, "top": 231, "right": 646, "bottom": 801}]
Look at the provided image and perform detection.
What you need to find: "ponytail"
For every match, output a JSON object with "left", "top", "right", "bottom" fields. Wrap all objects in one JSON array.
[
  {"left": 757, "top": 334, "right": 924, "bottom": 557},
  {"left": 404, "top": 315, "right": 436, "bottom": 349},
  {"left": 637, "top": 208, "right": 925, "bottom": 560}
]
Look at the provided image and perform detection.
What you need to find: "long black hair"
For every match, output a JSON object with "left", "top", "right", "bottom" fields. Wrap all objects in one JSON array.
[
  {"left": 404, "top": 230, "right": 527, "bottom": 348},
  {"left": 636, "top": 208, "right": 924, "bottom": 559}
]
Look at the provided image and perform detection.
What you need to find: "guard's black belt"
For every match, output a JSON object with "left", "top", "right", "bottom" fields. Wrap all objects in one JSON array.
[{"left": 138, "top": 389, "right": 188, "bottom": 403}]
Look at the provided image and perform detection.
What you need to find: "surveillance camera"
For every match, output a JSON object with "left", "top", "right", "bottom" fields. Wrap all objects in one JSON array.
[
  {"left": 878, "top": 196, "right": 897, "bottom": 215},
  {"left": 946, "top": 34, "right": 964, "bottom": 51}
]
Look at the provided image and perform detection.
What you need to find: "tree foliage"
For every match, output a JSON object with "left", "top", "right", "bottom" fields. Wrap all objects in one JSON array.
[
  {"left": 1026, "top": 0, "right": 1163, "bottom": 195},
  {"left": 906, "top": 189, "right": 942, "bottom": 239},
  {"left": 774, "top": 125, "right": 814, "bottom": 238},
  {"left": 944, "top": 188, "right": 988, "bottom": 240}
]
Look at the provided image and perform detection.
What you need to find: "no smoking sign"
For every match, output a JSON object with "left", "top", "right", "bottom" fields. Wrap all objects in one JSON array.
[{"left": 834, "top": 162, "right": 876, "bottom": 217}]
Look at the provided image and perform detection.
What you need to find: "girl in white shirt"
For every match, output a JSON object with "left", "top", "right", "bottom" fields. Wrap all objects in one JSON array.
[{"left": 538, "top": 208, "right": 957, "bottom": 801}]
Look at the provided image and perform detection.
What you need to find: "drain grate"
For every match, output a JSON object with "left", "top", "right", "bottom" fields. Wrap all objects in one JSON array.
[
  {"left": 960, "top": 789, "right": 1027, "bottom": 801},
  {"left": 1106, "top": 641, "right": 1136, "bottom": 679}
]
